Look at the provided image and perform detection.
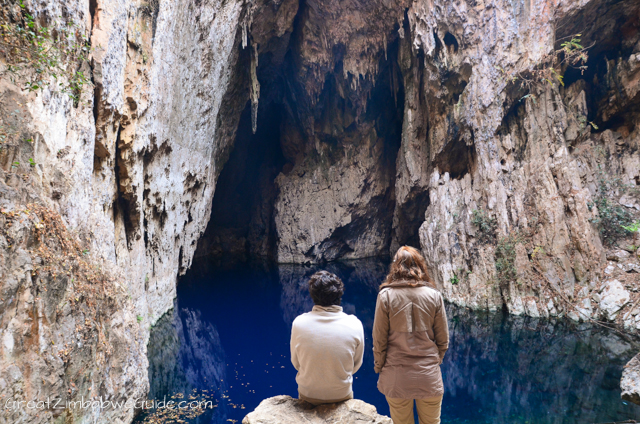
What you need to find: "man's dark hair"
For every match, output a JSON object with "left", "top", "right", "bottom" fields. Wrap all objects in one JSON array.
[{"left": 308, "top": 271, "right": 344, "bottom": 306}]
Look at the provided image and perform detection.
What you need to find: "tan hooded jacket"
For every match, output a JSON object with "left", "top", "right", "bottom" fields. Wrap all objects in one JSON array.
[{"left": 372, "top": 280, "right": 449, "bottom": 399}]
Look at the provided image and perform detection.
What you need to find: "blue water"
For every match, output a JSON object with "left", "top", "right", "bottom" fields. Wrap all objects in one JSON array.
[{"left": 138, "top": 259, "right": 640, "bottom": 424}]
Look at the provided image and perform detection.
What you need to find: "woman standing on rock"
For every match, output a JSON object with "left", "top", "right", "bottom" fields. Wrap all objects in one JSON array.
[{"left": 372, "top": 246, "right": 449, "bottom": 424}]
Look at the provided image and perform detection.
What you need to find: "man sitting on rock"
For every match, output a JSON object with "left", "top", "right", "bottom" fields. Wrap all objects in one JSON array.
[{"left": 290, "top": 270, "right": 365, "bottom": 405}]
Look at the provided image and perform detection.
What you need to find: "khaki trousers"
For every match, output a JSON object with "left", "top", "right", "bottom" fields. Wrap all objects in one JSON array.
[{"left": 385, "top": 396, "right": 443, "bottom": 424}]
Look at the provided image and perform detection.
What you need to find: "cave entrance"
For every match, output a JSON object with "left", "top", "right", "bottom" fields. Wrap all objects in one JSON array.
[
  {"left": 556, "top": 0, "right": 640, "bottom": 134},
  {"left": 560, "top": 0, "right": 640, "bottom": 134},
  {"left": 195, "top": 32, "right": 407, "bottom": 265},
  {"left": 194, "top": 101, "right": 287, "bottom": 265}
]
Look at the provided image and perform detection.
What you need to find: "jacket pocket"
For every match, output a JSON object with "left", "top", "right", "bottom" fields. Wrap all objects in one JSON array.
[{"left": 390, "top": 303, "right": 413, "bottom": 333}]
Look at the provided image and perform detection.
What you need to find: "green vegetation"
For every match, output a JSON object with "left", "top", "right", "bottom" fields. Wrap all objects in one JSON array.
[
  {"left": 449, "top": 274, "right": 459, "bottom": 285},
  {"left": 0, "top": 0, "right": 92, "bottom": 104},
  {"left": 495, "top": 233, "right": 521, "bottom": 288},
  {"left": 497, "top": 34, "right": 590, "bottom": 102},
  {"left": 622, "top": 221, "right": 640, "bottom": 233},
  {"left": 137, "top": 315, "right": 144, "bottom": 323},
  {"left": 530, "top": 245, "right": 545, "bottom": 260},
  {"left": 588, "top": 173, "right": 634, "bottom": 246},
  {"left": 472, "top": 209, "right": 497, "bottom": 243},
  {"left": 577, "top": 114, "right": 598, "bottom": 132}
]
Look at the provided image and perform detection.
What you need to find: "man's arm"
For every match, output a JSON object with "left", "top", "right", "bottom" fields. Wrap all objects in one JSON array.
[
  {"left": 290, "top": 322, "right": 300, "bottom": 371},
  {"left": 352, "top": 321, "right": 365, "bottom": 373},
  {"left": 372, "top": 291, "right": 389, "bottom": 373},
  {"left": 433, "top": 294, "right": 449, "bottom": 364}
]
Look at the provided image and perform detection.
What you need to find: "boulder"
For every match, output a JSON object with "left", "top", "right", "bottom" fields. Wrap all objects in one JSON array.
[
  {"left": 622, "top": 353, "right": 640, "bottom": 405},
  {"left": 599, "top": 280, "right": 631, "bottom": 321},
  {"left": 607, "top": 250, "right": 631, "bottom": 261},
  {"left": 242, "top": 396, "right": 392, "bottom": 424}
]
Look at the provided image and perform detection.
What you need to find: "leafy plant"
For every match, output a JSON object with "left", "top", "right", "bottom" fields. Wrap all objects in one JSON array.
[
  {"left": 500, "top": 34, "right": 590, "bottom": 95},
  {"left": 28, "top": 157, "right": 35, "bottom": 166},
  {"left": 622, "top": 221, "right": 640, "bottom": 233},
  {"left": 495, "top": 234, "right": 521, "bottom": 288},
  {"left": 531, "top": 245, "right": 545, "bottom": 259},
  {"left": 472, "top": 209, "right": 497, "bottom": 243},
  {"left": 588, "top": 172, "right": 633, "bottom": 246},
  {"left": 0, "top": 0, "right": 92, "bottom": 104},
  {"left": 137, "top": 315, "right": 143, "bottom": 323},
  {"left": 450, "top": 274, "right": 459, "bottom": 285}
]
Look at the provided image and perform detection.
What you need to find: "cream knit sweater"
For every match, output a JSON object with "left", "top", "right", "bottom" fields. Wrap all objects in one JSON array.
[{"left": 290, "top": 305, "right": 365, "bottom": 402}]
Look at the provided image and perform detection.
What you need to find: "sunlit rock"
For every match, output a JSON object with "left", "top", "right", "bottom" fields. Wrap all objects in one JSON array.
[
  {"left": 242, "top": 396, "right": 392, "bottom": 424},
  {"left": 622, "top": 353, "right": 640, "bottom": 405},
  {"left": 599, "top": 280, "right": 631, "bottom": 321}
]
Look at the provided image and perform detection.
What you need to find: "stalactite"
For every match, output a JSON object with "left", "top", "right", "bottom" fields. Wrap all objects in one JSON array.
[
  {"left": 241, "top": 0, "right": 255, "bottom": 49},
  {"left": 384, "top": 33, "right": 388, "bottom": 60},
  {"left": 250, "top": 43, "right": 260, "bottom": 134},
  {"left": 242, "top": 21, "right": 248, "bottom": 48}
]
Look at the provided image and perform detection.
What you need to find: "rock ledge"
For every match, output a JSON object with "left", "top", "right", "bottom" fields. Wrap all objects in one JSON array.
[
  {"left": 242, "top": 395, "right": 392, "bottom": 424},
  {"left": 622, "top": 353, "right": 640, "bottom": 405}
]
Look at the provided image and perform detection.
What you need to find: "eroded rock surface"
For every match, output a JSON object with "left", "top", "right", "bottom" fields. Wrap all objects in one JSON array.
[
  {"left": 599, "top": 280, "right": 631, "bottom": 321},
  {"left": 3, "top": 0, "right": 640, "bottom": 421},
  {"left": 1, "top": 0, "right": 251, "bottom": 421},
  {"left": 622, "top": 353, "right": 640, "bottom": 405},
  {"left": 242, "top": 395, "right": 392, "bottom": 424},
  {"left": 187, "top": 0, "right": 640, "bottom": 326}
]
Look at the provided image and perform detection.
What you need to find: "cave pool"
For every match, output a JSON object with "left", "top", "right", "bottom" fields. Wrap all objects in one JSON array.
[{"left": 137, "top": 259, "right": 640, "bottom": 424}]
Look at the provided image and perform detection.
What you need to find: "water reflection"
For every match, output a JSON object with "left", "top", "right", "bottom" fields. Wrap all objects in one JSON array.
[
  {"left": 442, "top": 307, "right": 639, "bottom": 423},
  {"left": 141, "top": 260, "right": 640, "bottom": 424},
  {"left": 278, "top": 259, "right": 385, "bottom": 325},
  {"left": 139, "top": 302, "right": 231, "bottom": 424}
]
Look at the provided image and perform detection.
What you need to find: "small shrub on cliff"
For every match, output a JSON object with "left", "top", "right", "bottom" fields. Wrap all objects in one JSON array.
[
  {"left": 472, "top": 209, "right": 497, "bottom": 243},
  {"left": 622, "top": 221, "right": 640, "bottom": 233},
  {"left": 588, "top": 174, "right": 633, "bottom": 246},
  {"left": 0, "top": 204, "right": 131, "bottom": 366},
  {"left": 0, "top": 0, "right": 91, "bottom": 103},
  {"left": 498, "top": 34, "right": 590, "bottom": 101},
  {"left": 495, "top": 233, "right": 521, "bottom": 288}
]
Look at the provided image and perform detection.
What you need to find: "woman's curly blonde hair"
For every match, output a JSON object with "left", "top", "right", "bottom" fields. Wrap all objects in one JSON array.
[{"left": 380, "top": 246, "right": 434, "bottom": 289}]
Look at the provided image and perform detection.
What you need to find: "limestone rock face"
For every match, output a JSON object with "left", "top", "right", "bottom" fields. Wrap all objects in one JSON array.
[
  {"left": 0, "top": 0, "right": 251, "bottom": 421},
  {"left": 407, "top": 0, "right": 640, "bottom": 321},
  {"left": 599, "top": 280, "right": 631, "bottom": 321},
  {"left": 3, "top": 0, "right": 640, "bottom": 421},
  {"left": 274, "top": 128, "right": 396, "bottom": 263},
  {"left": 246, "top": 0, "right": 640, "bottom": 329},
  {"left": 622, "top": 353, "right": 640, "bottom": 405},
  {"left": 0, "top": 83, "right": 148, "bottom": 424},
  {"left": 242, "top": 395, "right": 392, "bottom": 424}
]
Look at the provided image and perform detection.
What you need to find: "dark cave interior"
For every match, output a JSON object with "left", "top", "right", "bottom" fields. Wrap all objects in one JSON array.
[
  {"left": 192, "top": 0, "right": 640, "bottom": 267},
  {"left": 560, "top": 0, "right": 640, "bottom": 135},
  {"left": 195, "top": 28, "right": 407, "bottom": 265},
  {"left": 497, "top": 0, "right": 640, "bottom": 152}
]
